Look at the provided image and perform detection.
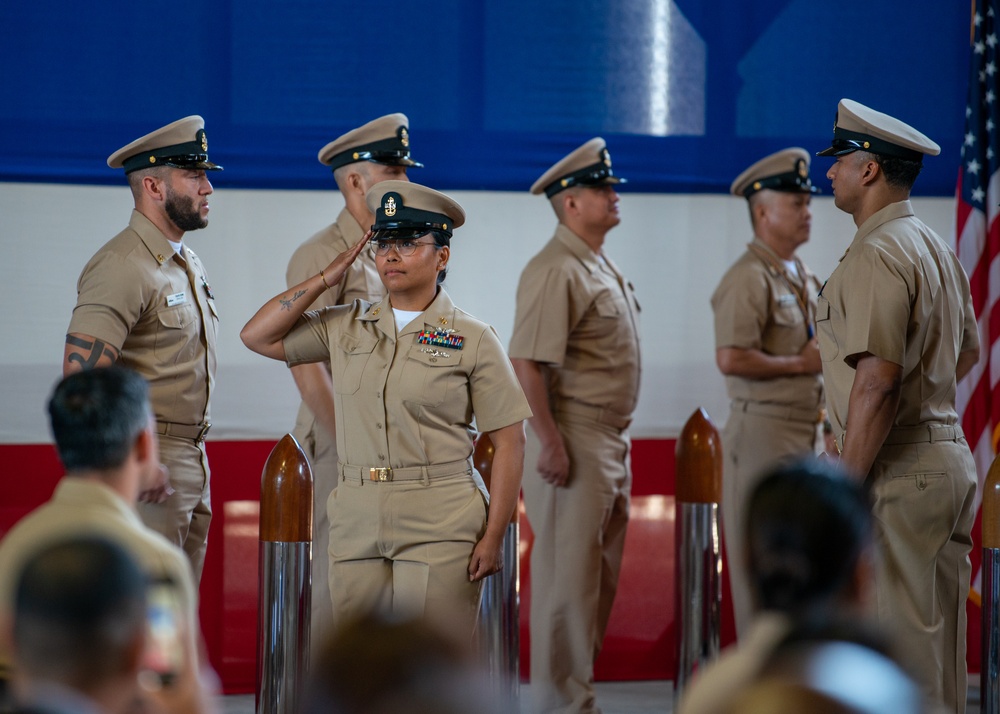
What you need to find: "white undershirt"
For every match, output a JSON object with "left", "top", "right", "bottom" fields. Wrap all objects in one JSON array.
[
  {"left": 782, "top": 259, "right": 799, "bottom": 278},
  {"left": 170, "top": 240, "right": 184, "bottom": 255},
  {"left": 392, "top": 308, "right": 423, "bottom": 332}
]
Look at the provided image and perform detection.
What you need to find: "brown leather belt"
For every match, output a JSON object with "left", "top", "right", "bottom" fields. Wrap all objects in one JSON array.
[
  {"left": 156, "top": 421, "right": 211, "bottom": 443},
  {"left": 732, "top": 399, "right": 822, "bottom": 424},
  {"left": 555, "top": 399, "right": 632, "bottom": 431},
  {"left": 340, "top": 459, "right": 472, "bottom": 484},
  {"left": 882, "top": 424, "right": 964, "bottom": 445}
]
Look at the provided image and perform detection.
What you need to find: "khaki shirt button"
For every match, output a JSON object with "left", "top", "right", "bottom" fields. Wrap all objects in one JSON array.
[
  {"left": 378, "top": 454, "right": 385, "bottom": 461},
  {"left": 376, "top": 423, "right": 383, "bottom": 429}
]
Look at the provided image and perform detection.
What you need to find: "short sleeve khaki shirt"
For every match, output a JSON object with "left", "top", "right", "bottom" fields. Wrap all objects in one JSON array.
[
  {"left": 817, "top": 201, "right": 979, "bottom": 436},
  {"left": 282, "top": 289, "right": 531, "bottom": 469},
  {"left": 67, "top": 210, "right": 218, "bottom": 425},
  {"left": 0, "top": 479, "right": 199, "bottom": 673},
  {"left": 508, "top": 224, "right": 641, "bottom": 417},
  {"left": 711, "top": 238, "right": 824, "bottom": 410}
]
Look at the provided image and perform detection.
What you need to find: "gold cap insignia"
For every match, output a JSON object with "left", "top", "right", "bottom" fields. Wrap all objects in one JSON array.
[
  {"left": 400, "top": 127, "right": 409, "bottom": 148},
  {"left": 384, "top": 196, "right": 397, "bottom": 217},
  {"left": 602, "top": 148, "right": 612, "bottom": 167},
  {"left": 797, "top": 159, "right": 808, "bottom": 178},
  {"left": 199, "top": 129, "right": 208, "bottom": 152}
]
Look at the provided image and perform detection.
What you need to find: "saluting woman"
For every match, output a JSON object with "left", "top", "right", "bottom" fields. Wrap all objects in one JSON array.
[{"left": 241, "top": 181, "right": 530, "bottom": 638}]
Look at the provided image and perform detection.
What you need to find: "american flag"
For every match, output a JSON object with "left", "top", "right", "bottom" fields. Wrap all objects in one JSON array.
[{"left": 956, "top": 0, "right": 1000, "bottom": 602}]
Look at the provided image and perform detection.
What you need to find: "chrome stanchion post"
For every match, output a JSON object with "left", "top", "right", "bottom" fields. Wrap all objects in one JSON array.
[
  {"left": 673, "top": 408, "right": 723, "bottom": 704},
  {"left": 982, "top": 454, "right": 1000, "bottom": 714},
  {"left": 256, "top": 434, "right": 313, "bottom": 714},
  {"left": 475, "top": 433, "right": 520, "bottom": 711}
]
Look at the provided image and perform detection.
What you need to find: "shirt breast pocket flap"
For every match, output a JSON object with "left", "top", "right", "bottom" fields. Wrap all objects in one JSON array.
[
  {"left": 815, "top": 300, "right": 838, "bottom": 362},
  {"left": 773, "top": 296, "right": 803, "bottom": 327},
  {"left": 401, "top": 346, "right": 463, "bottom": 407},
  {"left": 158, "top": 304, "right": 197, "bottom": 330},
  {"left": 595, "top": 296, "right": 623, "bottom": 318},
  {"left": 408, "top": 346, "right": 462, "bottom": 368},
  {"left": 334, "top": 333, "right": 378, "bottom": 395}
]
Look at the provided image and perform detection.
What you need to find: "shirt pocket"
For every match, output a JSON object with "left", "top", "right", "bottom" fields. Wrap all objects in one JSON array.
[
  {"left": 332, "top": 332, "right": 378, "bottom": 395},
  {"left": 399, "top": 345, "right": 464, "bottom": 407},
  {"left": 154, "top": 304, "right": 198, "bottom": 361},
  {"left": 815, "top": 298, "right": 839, "bottom": 363}
]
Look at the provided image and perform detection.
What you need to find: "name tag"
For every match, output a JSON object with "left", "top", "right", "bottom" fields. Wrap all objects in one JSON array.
[
  {"left": 166, "top": 292, "right": 187, "bottom": 307},
  {"left": 778, "top": 294, "right": 797, "bottom": 306}
]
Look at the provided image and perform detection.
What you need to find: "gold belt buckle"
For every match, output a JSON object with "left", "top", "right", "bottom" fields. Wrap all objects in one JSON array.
[{"left": 369, "top": 467, "right": 392, "bottom": 482}]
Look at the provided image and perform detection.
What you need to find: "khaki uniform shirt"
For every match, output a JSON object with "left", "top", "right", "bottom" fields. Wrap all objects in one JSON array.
[
  {"left": 711, "top": 237, "right": 824, "bottom": 412},
  {"left": 817, "top": 201, "right": 978, "bottom": 438},
  {"left": 285, "top": 208, "right": 384, "bottom": 435},
  {"left": 508, "top": 224, "right": 641, "bottom": 417},
  {"left": 283, "top": 289, "right": 531, "bottom": 469},
  {"left": 68, "top": 210, "right": 217, "bottom": 426},
  {"left": 0, "top": 479, "right": 199, "bottom": 672}
]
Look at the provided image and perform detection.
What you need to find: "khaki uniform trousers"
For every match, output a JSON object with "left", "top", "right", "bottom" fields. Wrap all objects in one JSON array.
[
  {"left": 137, "top": 434, "right": 212, "bottom": 583},
  {"left": 721, "top": 403, "right": 819, "bottom": 638},
  {"left": 523, "top": 413, "right": 631, "bottom": 714},
  {"left": 295, "top": 424, "right": 339, "bottom": 652},
  {"left": 328, "top": 467, "right": 487, "bottom": 642},
  {"left": 867, "top": 436, "right": 976, "bottom": 714}
]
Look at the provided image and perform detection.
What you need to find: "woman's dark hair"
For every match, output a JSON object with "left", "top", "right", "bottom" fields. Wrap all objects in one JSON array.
[
  {"left": 428, "top": 229, "right": 451, "bottom": 285},
  {"left": 746, "top": 458, "right": 873, "bottom": 615}
]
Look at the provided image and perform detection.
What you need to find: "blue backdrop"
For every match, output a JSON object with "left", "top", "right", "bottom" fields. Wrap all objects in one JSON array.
[{"left": 0, "top": 1, "right": 970, "bottom": 195}]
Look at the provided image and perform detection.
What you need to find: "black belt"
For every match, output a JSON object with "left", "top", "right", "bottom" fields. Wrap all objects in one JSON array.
[{"left": 156, "top": 421, "right": 211, "bottom": 443}]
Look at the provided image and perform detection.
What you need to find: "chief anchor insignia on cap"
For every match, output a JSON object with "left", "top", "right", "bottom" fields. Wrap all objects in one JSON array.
[
  {"left": 107, "top": 116, "right": 223, "bottom": 174},
  {"left": 365, "top": 180, "right": 466, "bottom": 239},
  {"left": 731, "top": 148, "right": 819, "bottom": 199},
  {"left": 816, "top": 98, "right": 940, "bottom": 162},
  {"left": 319, "top": 113, "right": 423, "bottom": 171},
  {"left": 530, "top": 138, "right": 627, "bottom": 198}
]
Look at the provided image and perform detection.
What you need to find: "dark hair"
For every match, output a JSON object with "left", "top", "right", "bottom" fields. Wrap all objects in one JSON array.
[
  {"left": 859, "top": 150, "right": 922, "bottom": 190},
  {"left": 747, "top": 458, "right": 872, "bottom": 614},
  {"left": 429, "top": 229, "right": 451, "bottom": 285},
  {"left": 13, "top": 536, "right": 148, "bottom": 690},
  {"left": 302, "top": 610, "right": 495, "bottom": 714},
  {"left": 47, "top": 367, "right": 151, "bottom": 471}
]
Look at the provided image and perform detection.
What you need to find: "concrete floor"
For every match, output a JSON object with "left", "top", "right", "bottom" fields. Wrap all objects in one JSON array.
[
  {"left": 221, "top": 680, "right": 676, "bottom": 714},
  {"left": 223, "top": 679, "right": 982, "bottom": 714}
]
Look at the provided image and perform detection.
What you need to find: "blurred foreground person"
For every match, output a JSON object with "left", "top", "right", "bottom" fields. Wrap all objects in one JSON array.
[
  {"left": 679, "top": 458, "right": 886, "bottom": 714},
  {"left": 302, "top": 610, "right": 499, "bottom": 714}
]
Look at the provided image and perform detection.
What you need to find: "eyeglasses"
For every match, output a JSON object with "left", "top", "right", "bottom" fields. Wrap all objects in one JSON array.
[{"left": 369, "top": 238, "right": 438, "bottom": 256}]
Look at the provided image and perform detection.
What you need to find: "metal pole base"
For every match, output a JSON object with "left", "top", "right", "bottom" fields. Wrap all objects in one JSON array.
[{"left": 256, "top": 541, "right": 311, "bottom": 714}]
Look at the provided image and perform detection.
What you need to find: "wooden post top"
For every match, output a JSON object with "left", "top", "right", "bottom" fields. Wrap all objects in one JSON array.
[
  {"left": 259, "top": 434, "right": 313, "bottom": 543},
  {"left": 675, "top": 407, "right": 722, "bottom": 504}
]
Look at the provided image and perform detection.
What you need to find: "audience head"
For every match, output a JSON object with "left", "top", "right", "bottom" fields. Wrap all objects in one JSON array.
[
  {"left": 302, "top": 610, "right": 496, "bottom": 714},
  {"left": 746, "top": 458, "right": 873, "bottom": 616},
  {"left": 48, "top": 366, "right": 152, "bottom": 473},
  {"left": 11, "top": 536, "right": 148, "bottom": 696}
]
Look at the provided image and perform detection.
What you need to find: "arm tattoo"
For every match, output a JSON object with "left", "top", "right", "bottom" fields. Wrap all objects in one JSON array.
[
  {"left": 66, "top": 334, "right": 118, "bottom": 368},
  {"left": 279, "top": 289, "right": 308, "bottom": 312}
]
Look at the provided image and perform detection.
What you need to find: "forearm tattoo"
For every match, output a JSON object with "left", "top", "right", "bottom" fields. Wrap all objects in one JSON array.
[
  {"left": 279, "top": 289, "right": 308, "bottom": 312},
  {"left": 65, "top": 334, "right": 118, "bottom": 368}
]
